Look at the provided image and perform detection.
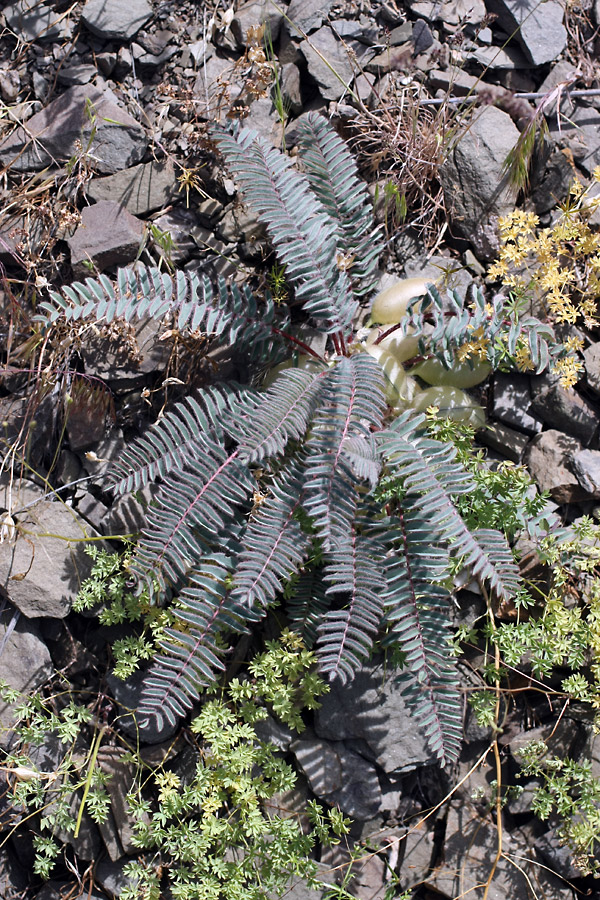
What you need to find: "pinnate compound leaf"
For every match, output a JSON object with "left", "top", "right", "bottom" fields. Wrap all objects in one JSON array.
[
  {"left": 381, "top": 508, "right": 462, "bottom": 766},
  {"left": 378, "top": 413, "right": 520, "bottom": 601},
  {"left": 214, "top": 125, "right": 358, "bottom": 335},
  {"left": 317, "top": 529, "right": 386, "bottom": 683},
  {"left": 139, "top": 555, "right": 265, "bottom": 729}
]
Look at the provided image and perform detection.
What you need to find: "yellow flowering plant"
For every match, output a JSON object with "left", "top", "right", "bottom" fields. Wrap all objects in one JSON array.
[{"left": 489, "top": 168, "right": 600, "bottom": 388}]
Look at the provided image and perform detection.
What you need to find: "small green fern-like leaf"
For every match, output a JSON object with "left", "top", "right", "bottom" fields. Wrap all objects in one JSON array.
[
  {"left": 382, "top": 509, "right": 462, "bottom": 766},
  {"left": 214, "top": 125, "right": 358, "bottom": 335},
  {"left": 139, "top": 555, "right": 265, "bottom": 729},
  {"left": 317, "top": 529, "right": 386, "bottom": 684},
  {"left": 304, "top": 354, "right": 386, "bottom": 545},
  {"left": 287, "top": 567, "right": 331, "bottom": 647},
  {"left": 131, "top": 441, "right": 254, "bottom": 596},
  {"left": 36, "top": 266, "right": 289, "bottom": 361},
  {"left": 378, "top": 413, "right": 521, "bottom": 602},
  {"left": 231, "top": 467, "right": 310, "bottom": 607},
  {"left": 107, "top": 385, "right": 248, "bottom": 496},
  {"left": 296, "top": 112, "right": 383, "bottom": 297},
  {"left": 228, "top": 367, "right": 327, "bottom": 463}
]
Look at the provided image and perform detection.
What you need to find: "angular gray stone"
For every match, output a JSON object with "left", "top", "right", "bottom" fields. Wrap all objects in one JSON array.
[
  {"left": 530, "top": 382, "right": 597, "bottom": 444},
  {"left": 531, "top": 147, "right": 574, "bottom": 215},
  {"left": 428, "top": 801, "right": 573, "bottom": 899},
  {"left": 549, "top": 105, "right": 600, "bottom": 177},
  {"left": 315, "top": 659, "right": 435, "bottom": 774},
  {"left": 87, "top": 160, "right": 177, "bottom": 217},
  {"left": 584, "top": 342, "right": 600, "bottom": 395},
  {"left": 0, "top": 478, "right": 99, "bottom": 618},
  {"left": 94, "top": 859, "right": 139, "bottom": 899},
  {"left": 291, "top": 738, "right": 382, "bottom": 819},
  {"left": 440, "top": 106, "right": 520, "bottom": 259},
  {"left": 78, "top": 317, "right": 171, "bottom": 388},
  {"left": 524, "top": 430, "right": 587, "bottom": 504},
  {"left": 571, "top": 449, "right": 600, "bottom": 496},
  {"left": 486, "top": 0, "right": 567, "bottom": 65},
  {"left": 0, "top": 607, "right": 53, "bottom": 744},
  {"left": 0, "top": 85, "right": 147, "bottom": 175},
  {"left": 80, "top": 0, "right": 153, "bottom": 41},
  {"left": 411, "top": 0, "right": 485, "bottom": 24},
  {"left": 477, "top": 421, "right": 529, "bottom": 462},
  {"left": 56, "top": 64, "right": 97, "bottom": 86},
  {"left": 254, "top": 714, "right": 294, "bottom": 750},
  {"left": 97, "top": 746, "right": 149, "bottom": 857},
  {"left": 0, "top": 69, "right": 20, "bottom": 103},
  {"left": 232, "top": 0, "right": 283, "bottom": 46},
  {"left": 287, "top": 0, "right": 335, "bottom": 35},
  {"left": 67, "top": 200, "right": 144, "bottom": 277},
  {"left": 281, "top": 63, "right": 303, "bottom": 115},
  {"left": 492, "top": 374, "right": 542, "bottom": 434},
  {"left": 299, "top": 27, "right": 355, "bottom": 101},
  {"left": 3, "top": 0, "right": 68, "bottom": 42}
]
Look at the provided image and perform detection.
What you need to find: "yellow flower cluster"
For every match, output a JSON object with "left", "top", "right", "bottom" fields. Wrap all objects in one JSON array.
[
  {"left": 552, "top": 355, "right": 585, "bottom": 390},
  {"left": 490, "top": 179, "right": 600, "bottom": 328},
  {"left": 456, "top": 325, "right": 489, "bottom": 362}
]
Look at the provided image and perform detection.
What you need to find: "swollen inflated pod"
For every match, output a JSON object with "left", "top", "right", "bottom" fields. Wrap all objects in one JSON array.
[{"left": 365, "top": 278, "right": 487, "bottom": 425}]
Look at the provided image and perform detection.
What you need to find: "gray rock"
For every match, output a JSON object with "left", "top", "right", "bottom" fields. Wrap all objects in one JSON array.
[
  {"left": 0, "top": 478, "right": 99, "bottom": 619},
  {"left": 97, "top": 746, "right": 149, "bottom": 857},
  {"left": 80, "top": 0, "right": 153, "bottom": 41},
  {"left": 467, "top": 43, "right": 530, "bottom": 69},
  {"left": 276, "top": 865, "right": 330, "bottom": 900},
  {"left": 410, "top": 0, "right": 485, "bottom": 24},
  {"left": 0, "top": 211, "right": 46, "bottom": 267},
  {"left": 0, "top": 85, "right": 147, "bottom": 175},
  {"left": 492, "top": 374, "right": 542, "bottom": 434},
  {"left": 315, "top": 659, "right": 435, "bottom": 774},
  {"left": 153, "top": 207, "right": 206, "bottom": 264},
  {"left": 232, "top": 0, "right": 283, "bottom": 46},
  {"left": 87, "top": 160, "right": 178, "bottom": 217},
  {"left": 477, "top": 421, "right": 529, "bottom": 462},
  {"left": 0, "top": 69, "right": 20, "bottom": 103},
  {"left": 241, "top": 96, "right": 285, "bottom": 147},
  {"left": 67, "top": 200, "right": 144, "bottom": 277},
  {"left": 291, "top": 738, "right": 382, "bottom": 819},
  {"left": 571, "top": 449, "right": 600, "bottom": 496},
  {"left": 78, "top": 317, "right": 171, "bottom": 388},
  {"left": 192, "top": 54, "right": 238, "bottom": 117},
  {"left": 549, "top": 105, "right": 600, "bottom": 177},
  {"left": 106, "top": 668, "right": 179, "bottom": 744},
  {"left": 94, "top": 859, "right": 139, "bottom": 899},
  {"left": 486, "top": 0, "right": 567, "bottom": 65},
  {"left": 3, "top": 0, "right": 69, "bottom": 42},
  {"left": 287, "top": 0, "right": 335, "bottom": 35},
  {"left": 524, "top": 430, "right": 587, "bottom": 504},
  {"left": 428, "top": 801, "right": 573, "bottom": 899},
  {"left": 440, "top": 106, "right": 520, "bottom": 259},
  {"left": 254, "top": 714, "right": 294, "bottom": 750},
  {"left": 0, "top": 607, "right": 53, "bottom": 744},
  {"left": 584, "top": 342, "right": 600, "bottom": 395},
  {"left": 536, "top": 828, "right": 581, "bottom": 880},
  {"left": 299, "top": 27, "right": 355, "bottom": 101},
  {"left": 56, "top": 64, "right": 97, "bottom": 86},
  {"left": 530, "top": 382, "right": 597, "bottom": 444},
  {"left": 531, "top": 147, "right": 574, "bottom": 215},
  {"left": 281, "top": 63, "right": 303, "bottom": 115},
  {"left": 536, "top": 61, "right": 579, "bottom": 117},
  {"left": 400, "top": 825, "right": 434, "bottom": 889}
]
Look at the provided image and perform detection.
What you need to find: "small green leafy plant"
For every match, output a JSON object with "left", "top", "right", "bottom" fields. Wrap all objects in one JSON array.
[
  {"left": 0, "top": 682, "right": 111, "bottom": 879},
  {"left": 121, "top": 631, "right": 351, "bottom": 900},
  {"left": 517, "top": 739, "right": 600, "bottom": 877}
]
